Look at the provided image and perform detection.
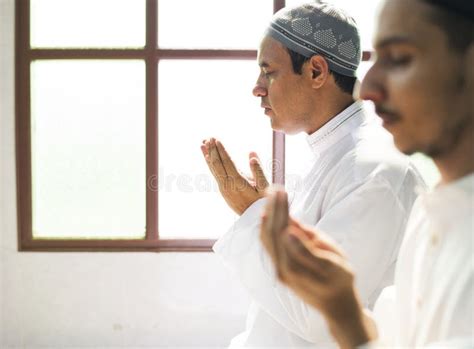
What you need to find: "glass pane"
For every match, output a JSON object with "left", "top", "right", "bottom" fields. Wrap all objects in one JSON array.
[
  {"left": 31, "top": 60, "right": 146, "bottom": 238},
  {"left": 284, "top": 0, "right": 384, "bottom": 50},
  {"left": 30, "top": 0, "right": 146, "bottom": 48},
  {"left": 158, "top": 0, "right": 273, "bottom": 49},
  {"left": 158, "top": 60, "right": 272, "bottom": 239},
  {"left": 357, "top": 60, "right": 374, "bottom": 81}
]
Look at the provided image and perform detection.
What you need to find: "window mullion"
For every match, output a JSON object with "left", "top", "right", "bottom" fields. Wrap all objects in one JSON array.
[
  {"left": 146, "top": 0, "right": 159, "bottom": 240},
  {"left": 16, "top": 0, "right": 34, "bottom": 245},
  {"left": 272, "top": 0, "right": 286, "bottom": 185}
]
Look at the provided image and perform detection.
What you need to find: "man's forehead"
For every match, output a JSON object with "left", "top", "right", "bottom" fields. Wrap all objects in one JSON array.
[
  {"left": 374, "top": 0, "right": 432, "bottom": 48},
  {"left": 257, "top": 36, "right": 289, "bottom": 66}
]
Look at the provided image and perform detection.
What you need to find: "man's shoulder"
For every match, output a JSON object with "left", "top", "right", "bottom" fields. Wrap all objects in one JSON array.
[
  {"left": 335, "top": 141, "right": 411, "bottom": 185},
  {"left": 327, "top": 122, "right": 423, "bottom": 193}
]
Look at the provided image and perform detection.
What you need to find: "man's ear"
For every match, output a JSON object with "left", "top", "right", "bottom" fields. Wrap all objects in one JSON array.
[{"left": 308, "top": 55, "right": 329, "bottom": 89}]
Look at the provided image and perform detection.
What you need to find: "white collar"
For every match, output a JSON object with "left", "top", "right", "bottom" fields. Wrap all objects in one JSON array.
[
  {"left": 305, "top": 101, "right": 366, "bottom": 156},
  {"left": 421, "top": 173, "right": 474, "bottom": 229}
]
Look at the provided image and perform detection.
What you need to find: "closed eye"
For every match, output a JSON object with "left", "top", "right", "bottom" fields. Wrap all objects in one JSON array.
[{"left": 381, "top": 54, "right": 413, "bottom": 67}]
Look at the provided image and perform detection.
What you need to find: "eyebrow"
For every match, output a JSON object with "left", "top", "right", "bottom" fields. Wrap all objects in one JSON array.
[
  {"left": 375, "top": 36, "right": 416, "bottom": 50},
  {"left": 258, "top": 61, "right": 270, "bottom": 68}
]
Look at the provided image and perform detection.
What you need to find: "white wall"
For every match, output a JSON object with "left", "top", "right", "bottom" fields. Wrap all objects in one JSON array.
[{"left": 0, "top": 0, "right": 250, "bottom": 347}]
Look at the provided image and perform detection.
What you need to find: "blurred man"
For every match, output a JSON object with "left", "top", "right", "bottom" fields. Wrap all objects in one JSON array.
[
  {"left": 261, "top": 0, "right": 473, "bottom": 347},
  {"left": 201, "top": 2, "right": 425, "bottom": 347}
]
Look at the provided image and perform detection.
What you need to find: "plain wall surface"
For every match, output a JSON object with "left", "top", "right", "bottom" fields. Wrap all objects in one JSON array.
[{"left": 0, "top": 0, "right": 250, "bottom": 347}]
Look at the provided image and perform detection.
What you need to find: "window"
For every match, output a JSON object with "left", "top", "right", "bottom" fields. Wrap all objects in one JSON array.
[{"left": 16, "top": 0, "right": 392, "bottom": 252}]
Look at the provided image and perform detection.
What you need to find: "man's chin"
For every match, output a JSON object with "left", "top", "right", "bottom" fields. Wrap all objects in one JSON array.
[
  {"left": 394, "top": 137, "right": 426, "bottom": 157},
  {"left": 270, "top": 123, "right": 287, "bottom": 134},
  {"left": 269, "top": 119, "right": 302, "bottom": 135},
  {"left": 269, "top": 119, "right": 281, "bottom": 131},
  {"left": 271, "top": 125, "right": 299, "bottom": 136},
  {"left": 393, "top": 137, "right": 416, "bottom": 155}
]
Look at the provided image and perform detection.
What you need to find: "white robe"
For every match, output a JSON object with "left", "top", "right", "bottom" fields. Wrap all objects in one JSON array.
[
  {"left": 373, "top": 173, "right": 474, "bottom": 347},
  {"left": 214, "top": 101, "right": 425, "bottom": 347}
]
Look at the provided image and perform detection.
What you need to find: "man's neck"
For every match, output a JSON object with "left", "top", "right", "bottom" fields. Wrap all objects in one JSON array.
[
  {"left": 435, "top": 125, "right": 474, "bottom": 184},
  {"left": 306, "top": 95, "right": 355, "bottom": 135}
]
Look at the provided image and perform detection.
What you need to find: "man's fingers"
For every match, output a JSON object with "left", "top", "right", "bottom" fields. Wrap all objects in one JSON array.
[
  {"left": 208, "top": 138, "right": 228, "bottom": 178},
  {"left": 260, "top": 212, "right": 272, "bottom": 257},
  {"left": 200, "top": 144, "right": 209, "bottom": 158},
  {"left": 261, "top": 191, "right": 282, "bottom": 266},
  {"left": 267, "top": 189, "right": 290, "bottom": 278},
  {"left": 282, "top": 265, "right": 328, "bottom": 310},
  {"left": 282, "top": 232, "right": 330, "bottom": 280},
  {"left": 300, "top": 225, "right": 345, "bottom": 258},
  {"left": 201, "top": 142, "right": 221, "bottom": 179},
  {"left": 312, "top": 234, "right": 345, "bottom": 257},
  {"left": 272, "top": 190, "right": 289, "bottom": 234},
  {"left": 215, "top": 140, "right": 240, "bottom": 177},
  {"left": 287, "top": 219, "right": 345, "bottom": 258},
  {"left": 261, "top": 194, "right": 276, "bottom": 256},
  {"left": 249, "top": 152, "right": 269, "bottom": 190}
]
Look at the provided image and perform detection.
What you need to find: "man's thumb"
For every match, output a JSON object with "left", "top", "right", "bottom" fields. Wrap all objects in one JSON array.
[{"left": 249, "top": 152, "right": 269, "bottom": 190}]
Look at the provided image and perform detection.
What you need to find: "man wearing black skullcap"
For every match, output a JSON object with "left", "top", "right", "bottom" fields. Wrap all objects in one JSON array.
[{"left": 261, "top": 0, "right": 473, "bottom": 347}]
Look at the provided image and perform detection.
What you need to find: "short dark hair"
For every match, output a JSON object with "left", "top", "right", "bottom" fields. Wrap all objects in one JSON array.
[
  {"left": 423, "top": 0, "right": 474, "bottom": 52},
  {"left": 286, "top": 48, "right": 356, "bottom": 95}
]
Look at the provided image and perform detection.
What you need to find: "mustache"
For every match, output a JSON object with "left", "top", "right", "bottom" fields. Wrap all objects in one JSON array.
[{"left": 374, "top": 105, "right": 400, "bottom": 118}]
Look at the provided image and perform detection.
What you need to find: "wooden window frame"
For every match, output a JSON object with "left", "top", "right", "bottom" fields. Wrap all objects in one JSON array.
[{"left": 16, "top": 0, "right": 370, "bottom": 252}]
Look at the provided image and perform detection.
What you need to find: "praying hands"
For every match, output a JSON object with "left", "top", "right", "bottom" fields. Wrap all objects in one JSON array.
[{"left": 200, "top": 138, "right": 269, "bottom": 215}]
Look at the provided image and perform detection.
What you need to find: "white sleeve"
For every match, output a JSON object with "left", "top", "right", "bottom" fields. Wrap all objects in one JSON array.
[
  {"left": 357, "top": 337, "right": 474, "bottom": 349},
  {"left": 372, "top": 286, "right": 396, "bottom": 345},
  {"left": 316, "top": 175, "right": 408, "bottom": 308},
  {"left": 424, "top": 338, "right": 474, "bottom": 348},
  {"left": 213, "top": 197, "right": 278, "bottom": 294},
  {"left": 213, "top": 175, "right": 409, "bottom": 344},
  {"left": 213, "top": 198, "right": 334, "bottom": 344}
]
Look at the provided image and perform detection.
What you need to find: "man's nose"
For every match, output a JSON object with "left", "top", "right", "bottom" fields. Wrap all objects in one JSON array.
[
  {"left": 359, "top": 65, "right": 386, "bottom": 103},
  {"left": 253, "top": 81, "right": 267, "bottom": 97}
]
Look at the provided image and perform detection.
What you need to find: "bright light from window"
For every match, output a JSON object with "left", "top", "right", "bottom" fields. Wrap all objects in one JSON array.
[
  {"left": 158, "top": 60, "right": 272, "bottom": 239},
  {"left": 31, "top": 60, "right": 146, "bottom": 238},
  {"left": 158, "top": 0, "right": 273, "bottom": 49},
  {"left": 30, "top": 0, "right": 146, "bottom": 48}
]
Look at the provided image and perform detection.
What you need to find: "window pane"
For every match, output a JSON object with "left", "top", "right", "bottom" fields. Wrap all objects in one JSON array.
[
  {"left": 30, "top": 0, "right": 146, "bottom": 48},
  {"left": 158, "top": 60, "right": 272, "bottom": 239},
  {"left": 284, "top": 0, "right": 383, "bottom": 50},
  {"left": 158, "top": 0, "right": 273, "bottom": 49},
  {"left": 357, "top": 60, "right": 374, "bottom": 81},
  {"left": 31, "top": 60, "right": 146, "bottom": 238}
]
